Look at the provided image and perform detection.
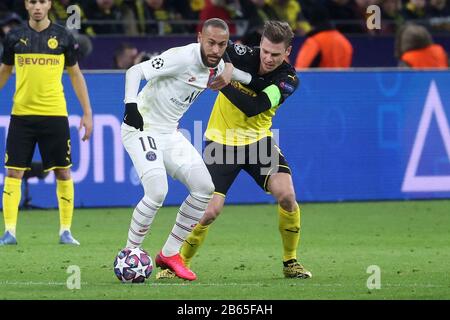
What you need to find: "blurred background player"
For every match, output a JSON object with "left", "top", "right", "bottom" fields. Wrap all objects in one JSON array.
[
  {"left": 121, "top": 18, "right": 249, "bottom": 281},
  {"left": 158, "top": 21, "right": 311, "bottom": 280},
  {"left": 0, "top": 0, "right": 93, "bottom": 246},
  {"left": 294, "top": 4, "right": 353, "bottom": 69},
  {"left": 113, "top": 42, "right": 151, "bottom": 69},
  {"left": 395, "top": 23, "right": 449, "bottom": 68},
  {"left": 0, "top": 12, "right": 24, "bottom": 59}
]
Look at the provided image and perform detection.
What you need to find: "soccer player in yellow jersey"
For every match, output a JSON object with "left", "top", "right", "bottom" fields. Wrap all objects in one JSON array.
[
  {"left": 158, "top": 21, "right": 312, "bottom": 279},
  {"left": 0, "top": 0, "right": 93, "bottom": 246}
]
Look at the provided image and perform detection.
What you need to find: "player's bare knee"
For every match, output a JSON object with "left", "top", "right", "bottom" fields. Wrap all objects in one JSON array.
[
  {"left": 7, "top": 169, "right": 24, "bottom": 180},
  {"left": 278, "top": 191, "right": 297, "bottom": 212},
  {"left": 54, "top": 169, "right": 71, "bottom": 180}
]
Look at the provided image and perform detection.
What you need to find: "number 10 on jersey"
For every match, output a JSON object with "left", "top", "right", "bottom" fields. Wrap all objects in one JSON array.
[{"left": 139, "top": 136, "right": 157, "bottom": 151}]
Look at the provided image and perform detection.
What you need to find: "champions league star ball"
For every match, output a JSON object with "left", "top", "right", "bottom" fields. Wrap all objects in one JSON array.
[{"left": 114, "top": 248, "right": 153, "bottom": 283}]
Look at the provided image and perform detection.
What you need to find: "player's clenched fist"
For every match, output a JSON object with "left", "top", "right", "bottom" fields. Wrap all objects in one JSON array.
[{"left": 123, "top": 103, "right": 144, "bottom": 131}]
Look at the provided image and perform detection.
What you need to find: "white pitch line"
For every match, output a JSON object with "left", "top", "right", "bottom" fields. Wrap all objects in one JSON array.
[
  {"left": 0, "top": 281, "right": 447, "bottom": 288},
  {"left": 0, "top": 281, "right": 87, "bottom": 286}
]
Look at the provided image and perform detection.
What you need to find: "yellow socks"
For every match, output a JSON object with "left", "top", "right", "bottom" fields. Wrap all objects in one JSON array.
[
  {"left": 2, "top": 177, "right": 22, "bottom": 236},
  {"left": 278, "top": 203, "right": 301, "bottom": 262},
  {"left": 2, "top": 177, "right": 75, "bottom": 237},
  {"left": 56, "top": 179, "right": 74, "bottom": 234},
  {"left": 180, "top": 223, "right": 210, "bottom": 267}
]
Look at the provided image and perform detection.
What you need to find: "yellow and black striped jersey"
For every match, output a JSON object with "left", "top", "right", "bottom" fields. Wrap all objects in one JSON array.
[
  {"left": 205, "top": 42, "right": 299, "bottom": 146},
  {"left": 2, "top": 22, "right": 79, "bottom": 116}
]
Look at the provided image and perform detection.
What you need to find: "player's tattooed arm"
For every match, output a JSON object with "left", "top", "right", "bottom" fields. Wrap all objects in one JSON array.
[
  {"left": 209, "top": 62, "right": 234, "bottom": 90},
  {"left": 209, "top": 64, "right": 252, "bottom": 90},
  {"left": 209, "top": 51, "right": 251, "bottom": 90}
]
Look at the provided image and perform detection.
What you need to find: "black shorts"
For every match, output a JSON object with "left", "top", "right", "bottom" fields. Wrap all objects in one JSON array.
[
  {"left": 5, "top": 115, "right": 72, "bottom": 172},
  {"left": 204, "top": 137, "right": 291, "bottom": 196}
]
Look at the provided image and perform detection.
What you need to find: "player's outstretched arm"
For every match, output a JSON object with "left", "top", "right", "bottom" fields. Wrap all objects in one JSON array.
[
  {"left": 209, "top": 63, "right": 252, "bottom": 91},
  {"left": 220, "top": 84, "right": 281, "bottom": 117},
  {"left": 122, "top": 48, "right": 189, "bottom": 130},
  {"left": 0, "top": 64, "right": 13, "bottom": 90},
  {"left": 208, "top": 63, "right": 234, "bottom": 91},
  {"left": 123, "top": 64, "right": 145, "bottom": 131},
  {"left": 67, "top": 63, "right": 93, "bottom": 141}
]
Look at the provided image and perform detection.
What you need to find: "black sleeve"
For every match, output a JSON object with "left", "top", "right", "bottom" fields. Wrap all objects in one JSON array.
[
  {"left": 220, "top": 84, "right": 272, "bottom": 117},
  {"left": 64, "top": 31, "right": 79, "bottom": 67},
  {"left": 222, "top": 50, "right": 231, "bottom": 63},
  {"left": 248, "top": 76, "right": 269, "bottom": 92},
  {"left": 225, "top": 41, "right": 257, "bottom": 72},
  {"left": 1, "top": 32, "right": 16, "bottom": 66}
]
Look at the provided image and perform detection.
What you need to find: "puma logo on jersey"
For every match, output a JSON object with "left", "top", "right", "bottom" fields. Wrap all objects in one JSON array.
[
  {"left": 60, "top": 197, "right": 72, "bottom": 203},
  {"left": 3, "top": 190, "right": 13, "bottom": 196},
  {"left": 19, "top": 38, "right": 28, "bottom": 46},
  {"left": 287, "top": 75, "right": 297, "bottom": 81},
  {"left": 188, "top": 76, "right": 196, "bottom": 82}
]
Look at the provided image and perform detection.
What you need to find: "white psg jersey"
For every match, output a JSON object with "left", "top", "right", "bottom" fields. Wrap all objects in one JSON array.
[{"left": 133, "top": 43, "right": 225, "bottom": 133}]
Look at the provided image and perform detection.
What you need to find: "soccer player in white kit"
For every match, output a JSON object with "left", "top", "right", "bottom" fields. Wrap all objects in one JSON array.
[{"left": 121, "top": 18, "right": 247, "bottom": 281}]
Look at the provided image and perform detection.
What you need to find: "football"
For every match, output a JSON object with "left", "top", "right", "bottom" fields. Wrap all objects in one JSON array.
[{"left": 114, "top": 248, "right": 153, "bottom": 283}]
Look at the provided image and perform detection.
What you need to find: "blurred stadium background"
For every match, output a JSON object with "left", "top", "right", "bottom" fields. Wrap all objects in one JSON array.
[
  {"left": 0, "top": 0, "right": 449, "bottom": 300},
  {"left": 1, "top": 0, "right": 450, "bottom": 69}
]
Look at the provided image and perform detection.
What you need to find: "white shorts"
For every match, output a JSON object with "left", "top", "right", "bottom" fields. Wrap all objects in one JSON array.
[{"left": 121, "top": 123, "right": 206, "bottom": 180}]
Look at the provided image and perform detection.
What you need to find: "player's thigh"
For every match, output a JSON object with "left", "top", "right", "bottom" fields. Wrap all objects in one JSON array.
[
  {"left": 5, "top": 115, "right": 39, "bottom": 170},
  {"left": 203, "top": 140, "right": 241, "bottom": 197},
  {"left": 36, "top": 116, "right": 72, "bottom": 171},
  {"left": 164, "top": 132, "right": 210, "bottom": 185},
  {"left": 244, "top": 137, "right": 292, "bottom": 193},
  {"left": 121, "top": 125, "right": 165, "bottom": 178}
]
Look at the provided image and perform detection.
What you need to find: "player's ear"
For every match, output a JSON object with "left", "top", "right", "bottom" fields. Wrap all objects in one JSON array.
[
  {"left": 285, "top": 45, "right": 292, "bottom": 57},
  {"left": 197, "top": 32, "right": 202, "bottom": 44}
]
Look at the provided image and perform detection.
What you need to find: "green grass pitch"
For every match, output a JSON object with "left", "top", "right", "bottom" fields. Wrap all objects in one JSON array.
[{"left": 0, "top": 200, "right": 449, "bottom": 300}]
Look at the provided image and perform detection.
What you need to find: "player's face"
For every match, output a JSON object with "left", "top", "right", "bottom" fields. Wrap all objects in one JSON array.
[
  {"left": 259, "top": 37, "right": 292, "bottom": 74},
  {"left": 25, "top": 0, "right": 52, "bottom": 22},
  {"left": 198, "top": 26, "right": 229, "bottom": 68}
]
